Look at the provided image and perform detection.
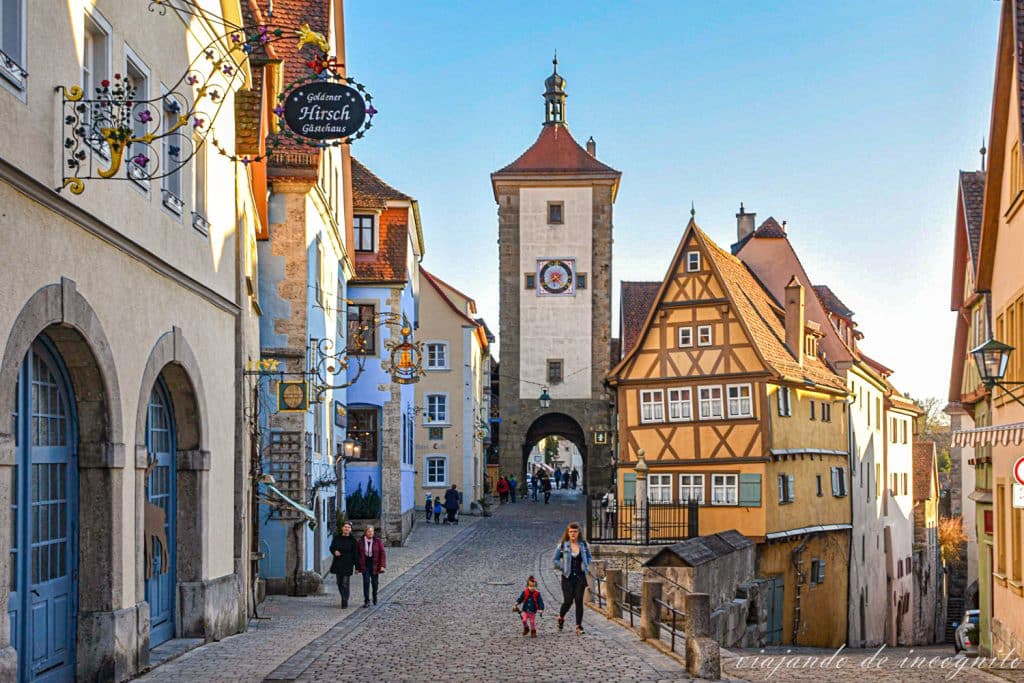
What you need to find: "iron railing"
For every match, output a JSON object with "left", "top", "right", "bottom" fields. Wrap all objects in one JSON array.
[
  {"left": 654, "top": 598, "right": 687, "bottom": 653},
  {"left": 589, "top": 571, "right": 606, "bottom": 610},
  {"left": 587, "top": 497, "right": 699, "bottom": 545},
  {"left": 614, "top": 582, "right": 642, "bottom": 629}
]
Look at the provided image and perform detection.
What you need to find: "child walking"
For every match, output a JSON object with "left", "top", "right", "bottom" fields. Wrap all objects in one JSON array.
[
  {"left": 424, "top": 494, "right": 432, "bottom": 523},
  {"left": 513, "top": 575, "right": 544, "bottom": 637},
  {"left": 433, "top": 498, "right": 443, "bottom": 524}
]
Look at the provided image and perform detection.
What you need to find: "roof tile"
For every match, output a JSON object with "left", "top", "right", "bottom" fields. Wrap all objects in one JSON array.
[
  {"left": 813, "top": 285, "right": 855, "bottom": 319},
  {"left": 494, "top": 125, "right": 620, "bottom": 175},
  {"left": 351, "top": 157, "right": 411, "bottom": 209},
  {"left": 620, "top": 281, "right": 661, "bottom": 356},
  {"left": 912, "top": 441, "right": 936, "bottom": 502},
  {"left": 960, "top": 170, "right": 985, "bottom": 272}
]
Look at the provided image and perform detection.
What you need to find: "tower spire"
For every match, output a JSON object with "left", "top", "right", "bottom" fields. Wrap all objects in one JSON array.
[{"left": 543, "top": 53, "right": 567, "bottom": 126}]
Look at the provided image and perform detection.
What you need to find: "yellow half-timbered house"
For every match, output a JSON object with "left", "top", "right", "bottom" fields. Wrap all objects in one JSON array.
[{"left": 608, "top": 219, "right": 851, "bottom": 647}]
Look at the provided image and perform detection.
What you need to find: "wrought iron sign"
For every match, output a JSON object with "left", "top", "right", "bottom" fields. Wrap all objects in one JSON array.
[
  {"left": 58, "top": 1, "right": 376, "bottom": 194},
  {"left": 382, "top": 315, "right": 425, "bottom": 385}
]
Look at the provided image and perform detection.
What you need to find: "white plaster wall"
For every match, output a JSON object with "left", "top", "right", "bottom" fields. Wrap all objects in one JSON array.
[{"left": 518, "top": 186, "right": 592, "bottom": 400}]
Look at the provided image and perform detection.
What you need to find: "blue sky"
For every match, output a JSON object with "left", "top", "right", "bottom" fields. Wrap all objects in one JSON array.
[{"left": 345, "top": 1, "right": 1000, "bottom": 402}]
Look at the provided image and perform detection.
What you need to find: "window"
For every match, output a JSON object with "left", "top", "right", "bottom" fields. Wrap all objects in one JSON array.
[
  {"left": 822, "top": 402, "right": 832, "bottom": 422},
  {"left": 354, "top": 215, "right": 375, "bottom": 252},
  {"left": 876, "top": 463, "right": 881, "bottom": 498},
  {"left": 816, "top": 474, "right": 823, "bottom": 497},
  {"left": 425, "top": 394, "right": 448, "bottom": 425},
  {"left": 686, "top": 251, "right": 701, "bottom": 272},
  {"left": 524, "top": 273, "right": 536, "bottom": 289},
  {"left": 0, "top": 0, "right": 25, "bottom": 87},
  {"left": 810, "top": 559, "right": 826, "bottom": 585},
  {"left": 679, "top": 474, "right": 704, "bottom": 504},
  {"left": 777, "top": 473, "right": 795, "bottom": 503},
  {"left": 1013, "top": 140, "right": 1024, "bottom": 198},
  {"left": 312, "top": 397, "right": 323, "bottom": 456},
  {"left": 809, "top": 400, "right": 816, "bottom": 421},
  {"left": 313, "top": 237, "right": 324, "bottom": 306},
  {"left": 831, "top": 466, "right": 847, "bottom": 497},
  {"left": 125, "top": 52, "right": 150, "bottom": 186},
  {"left": 426, "top": 342, "right": 448, "bottom": 370},
  {"left": 697, "top": 325, "right": 713, "bottom": 347},
  {"left": 698, "top": 386, "right": 723, "bottom": 420},
  {"left": 192, "top": 139, "right": 208, "bottom": 233},
  {"left": 576, "top": 273, "right": 587, "bottom": 290},
  {"left": 648, "top": 474, "right": 672, "bottom": 504},
  {"left": 667, "top": 387, "right": 692, "bottom": 422},
  {"left": 347, "top": 408, "right": 378, "bottom": 461},
  {"left": 678, "top": 326, "right": 693, "bottom": 348},
  {"left": 711, "top": 474, "right": 738, "bottom": 505},
  {"left": 425, "top": 456, "right": 447, "bottom": 486},
  {"left": 547, "top": 202, "right": 564, "bottom": 224},
  {"left": 902, "top": 473, "right": 908, "bottom": 496},
  {"left": 547, "top": 359, "right": 563, "bottom": 385},
  {"left": 346, "top": 304, "right": 375, "bottom": 354},
  {"left": 901, "top": 420, "right": 907, "bottom": 444},
  {"left": 777, "top": 387, "right": 792, "bottom": 416},
  {"left": 161, "top": 94, "right": 183, "bottom": 212},
  {"left": 83, "top": 11, "right": 110, "bottom": 152},
  {"left": 726, "top": 384, "right": 753, "bottom": 418},
  {"left": 639, "top": 389, "right": 664, "bottom": 423},
  {"left": 875, "top": 397, "right": 881, "bottom": 430}
]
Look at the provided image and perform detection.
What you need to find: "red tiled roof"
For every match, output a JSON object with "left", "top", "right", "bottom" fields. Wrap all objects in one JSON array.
[
  {"left": 351, "top": 157, "right": 411, "bottom": 210},
  {"left": 912, "top": 441, "right": 937, "bottom": 502},
  {"left": 494, "top": 125, "right": 620, "bottom": 176},
  {"left": 752, "top": 217, "right": 786, "bottom": 238},
  {"left": 960, "top": 170, "right": 985, "bottom": 272},
  {"left": 353, "top": 206, "right": 408, "bottom": 282},
  {"left": 813, "top": 285, "right": 855, "bottom": 320},
  {"left": 620, "top": 282, "right": 661, "bottom": 356}
]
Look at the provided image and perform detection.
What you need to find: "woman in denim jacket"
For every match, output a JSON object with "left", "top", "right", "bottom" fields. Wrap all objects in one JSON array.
[{"left": 552, "top": 521, "right": 592, "bottom": 634}]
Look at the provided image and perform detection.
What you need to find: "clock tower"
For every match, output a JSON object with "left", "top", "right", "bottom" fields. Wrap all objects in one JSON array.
[{"left": 491, "top": 57, "right": 621, "bottom": 492}]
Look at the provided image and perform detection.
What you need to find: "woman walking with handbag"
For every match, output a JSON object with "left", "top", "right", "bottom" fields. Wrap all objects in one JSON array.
[
  {"left": 329, "top": 521, "right": 358, "bottom": 608},
  {"left": 552, "top": 521, "right": 592, "bottom": 635}
]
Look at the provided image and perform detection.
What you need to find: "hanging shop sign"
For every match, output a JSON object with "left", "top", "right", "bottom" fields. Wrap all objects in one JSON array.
[
  {"left": 278, "top": 381, "right": 309, "bottom": 413},
  {"left": 282, "top": 80, "right": 367, "bottom": 140}
]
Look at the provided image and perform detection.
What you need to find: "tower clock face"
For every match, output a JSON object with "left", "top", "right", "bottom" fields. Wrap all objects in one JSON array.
[{"left": 537, "top": 259, "right": 575, "bottom": 296}]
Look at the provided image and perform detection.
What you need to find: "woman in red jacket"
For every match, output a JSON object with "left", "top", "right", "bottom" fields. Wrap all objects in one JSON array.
[
  {"left": 497, "top": 476, "right": 510, "bottom": 503},
  {"left": 357, "top": 525, "right": 387, "bottom": 607}
]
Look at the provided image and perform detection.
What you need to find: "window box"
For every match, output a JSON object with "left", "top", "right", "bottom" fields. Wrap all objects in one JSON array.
[
  {"left": 161, "top": 189, "right": 184, "bottom": 215},
  {"left": 191, "top": 212, "right": 210, "bottom": 236}
]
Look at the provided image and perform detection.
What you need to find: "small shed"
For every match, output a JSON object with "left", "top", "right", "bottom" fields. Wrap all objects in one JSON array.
[{"left": 644, "top": 530, "right": 755, "bottom": 610}]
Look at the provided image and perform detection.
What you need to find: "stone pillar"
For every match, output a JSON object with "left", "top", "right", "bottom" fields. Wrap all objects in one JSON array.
[
  {"left": 640, "top": 579, "right": 663, "bottom": 641},
  {"left": 684, "top": 592, "right": 721, "bottom": 680},
  {"left": 605, "top": 569, "right": 623, "bottom": 619},
  {"left": 0, "top": 433, "right": 17, "bottom": 680},
  {"left": 586, "top": 560, "right": 606, "bottom": 605},
  {"left": 633, "top": 451, "right": 649, "bottom": 542}
]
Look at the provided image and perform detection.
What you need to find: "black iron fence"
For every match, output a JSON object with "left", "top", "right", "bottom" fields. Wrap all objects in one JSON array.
[{"left": 586, "top": 497, "right": 699, "bottom": 545}]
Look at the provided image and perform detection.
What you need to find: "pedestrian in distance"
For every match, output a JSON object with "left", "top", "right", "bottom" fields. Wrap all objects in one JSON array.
[
  {"left": 329, "top": 521, "right": 358, "bottom": 608},
  {"left": 553, "top": 521, "right": 592, "bottom": 635},
  {"left": 601, "top": 487, "right": 617, "bottom": 534},
  {"left": 357, "top": 525, "right": 386, "bottom": 607},
  {"left": 513, "top": 575, "right": 545, "bottom": 638},
  {"left": 444, "top": 483, "right": 460, "bottom": 524},
  {"left": 509, "top": 474, "right": 518, "bottom": 503},
  {"left": 531, "top": 473, "right": 540, "bottom": 501},
  {"left": 553, "top": 468, "right": 562, "bottom": 489},
  {"left": 562, "top": 468, "right": 570, "bottom": 489},
  {"left": 497, "top": 476, "right": 509, "bottom": 504},
  {"left": 570, "top": 468, "right": 579, "bottom": 490},
  {"left": 541, "top": 473, "right": 552, "bottom": 504},
  {"left": 424, "top": 493, "right": 433, "bottom": 523},
  {"left": 433, "top": 497, "right": 443, "bottom": 524}
]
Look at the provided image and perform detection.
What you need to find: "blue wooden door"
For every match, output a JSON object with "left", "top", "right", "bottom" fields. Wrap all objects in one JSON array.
[
  {"left": 144, "top": 381, "right": 176, "bottom": 647},
  {"left": 767, "top": 576, "right": 784, "bottom": 645},
  {"left": 10, "top": 342, "right": 78, "bottom": 681}
]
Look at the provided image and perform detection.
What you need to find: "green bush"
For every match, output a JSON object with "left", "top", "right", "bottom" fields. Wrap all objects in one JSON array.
[{"left": 345, "top": 478, "right": 381, "bottom": 519}]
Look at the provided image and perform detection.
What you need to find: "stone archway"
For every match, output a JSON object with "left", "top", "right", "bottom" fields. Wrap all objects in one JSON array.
[
  {"left": 134, "top": 327, "right": 221, "bottom": 645},
  {"left": 520, "top": 412, "right": 589, "bottom": 493},
  {"left": 0, "top": 278, "right": 129, "bottom": 681}
]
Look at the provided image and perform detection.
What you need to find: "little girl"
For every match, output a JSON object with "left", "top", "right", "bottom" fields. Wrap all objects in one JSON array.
[
  {"left": 433, "top": 498, "right": 443, "bottom": 524},
  {"left": 513, "top": 575, "right": 544, "bottom": 637}
]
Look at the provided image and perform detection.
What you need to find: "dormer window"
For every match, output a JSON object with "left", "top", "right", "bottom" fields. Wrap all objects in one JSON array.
[
  {"left": 686, "top": 251, "right": 701, "bottom": 272},
  {"left": 354, "top": 214, "right": 375, "bottom": 252}
]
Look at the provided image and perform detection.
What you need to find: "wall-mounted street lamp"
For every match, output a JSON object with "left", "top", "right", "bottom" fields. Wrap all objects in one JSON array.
[
  {"left": 972, "top": 338, "right": 1024, "bottom": 408},
  {"left": 341, "top": 439, "right": 362, "bottom": 461},
  {"left": 539, "top": 387, "right": 551, "bottom": 409}
]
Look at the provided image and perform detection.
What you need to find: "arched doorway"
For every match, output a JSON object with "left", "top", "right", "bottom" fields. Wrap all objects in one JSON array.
[
  {"left": 144, "top": 379, "right": 177, "bottom": 647},
  {"left": 10, "top": 339, "right": 79, "bottom": 681},
  {"left": 521, "top": 412, "right": 588, "bottom": 494}
]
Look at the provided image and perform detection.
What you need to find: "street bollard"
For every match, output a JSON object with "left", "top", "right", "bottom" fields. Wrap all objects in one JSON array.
[
  {"left": 605, "top": 569, "right": 623, "bottom": 619},
  {"left": 640, "top": 579, "right": 662, "bottom": 641},
  {"left": 684, "top": 592, "right": 721, "bottom": 680}
]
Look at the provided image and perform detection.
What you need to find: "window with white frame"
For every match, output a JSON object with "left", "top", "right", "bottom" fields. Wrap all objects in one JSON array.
[
  {"left": 698, "top": 385, "right": 723, "bottom": 420},
  {"left": 726, "top": 384, "right": 753, "bottom": 418},
  {"left": 426, "top": 342, "right": 448, "bottom": 370},
  {"left": 697, "top": 325, "right": 713, "bottom": 347},
  {"left": 125, "top": 51, "right": 150, "bottom": 184},
  {"left": 777, "top": 386, "right": 792, "bottom": 416},
  {"left": 678, "top": 326, "right": 693, "bottom": 348},
  {"left": 686, "top": 251, "right": 701, "bottom": 272},
  {"left": 831, "top": 466, "right": 848, "bottom": 497},
  {"left": 161, "top": 93, "right": 184, "bottom": 211},
  {"left": 425, "top": 394, "right": 448, "bottom": 424},
  {"left": 648, "top": 474, "right": 672, "bottom": 504},
  {"left": 354, "top": 214, "right": 375, "bottom": 252},
  {"left": 82, "top": 11, "right": 110, "bottom": 152},
  {"left": 777, "top": 473, "right": 795, "bottom": 503},
  {"left": 667, "top": 387, "right": 692, "bottom": 422},
  {"left": 0, "top": 0, "right": 26, "bottom": 87},
  {"left": 639, "top": 389, "right": 664, "bottom": 423},
  {"left": 425, "top": 456, "right": 447, "bottom": 486},
  {"left": 679, "top": 474, "right": 704, "bottom": 504},
  {"left": 711, "top": 474, "right": 738, "bottom": 505}
]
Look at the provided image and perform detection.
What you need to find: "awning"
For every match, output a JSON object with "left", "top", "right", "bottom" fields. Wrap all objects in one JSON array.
[
  {"left": 260, "top": 483, "right": 316, "bottom": 524},
  {"left": 952, "top": 422, "right": 1024, "bottom": 448}
]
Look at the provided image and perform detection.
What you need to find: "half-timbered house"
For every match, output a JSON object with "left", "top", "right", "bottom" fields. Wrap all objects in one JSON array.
[{"left": 608, "top": 219, "right": 851, "bottom": 647}]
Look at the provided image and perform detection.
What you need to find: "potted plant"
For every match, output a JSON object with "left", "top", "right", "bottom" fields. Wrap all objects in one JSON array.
[{"left": 478, "top": 497, "right": 492, "bottom": 517}]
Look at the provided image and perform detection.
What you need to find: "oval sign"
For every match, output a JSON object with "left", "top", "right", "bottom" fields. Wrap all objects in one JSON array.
[
  {"left": 1014, "top": 455, "right": 1024, "bottom": 486},
  {"left": 283, "top": 81, "right": 366, "bottom": 140}
]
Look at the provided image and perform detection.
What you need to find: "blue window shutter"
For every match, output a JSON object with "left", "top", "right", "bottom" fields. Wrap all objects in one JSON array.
[
  {"left": 739, "top": 473, "right": 761, "bottom": 507},
  {"left": 623, "top": 473, "right": 637, "bottom": 503}
]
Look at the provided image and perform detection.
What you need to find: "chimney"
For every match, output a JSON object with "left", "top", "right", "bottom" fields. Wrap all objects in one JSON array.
[
  {"left": 736, "top": 203, "right": 755, "bottom": 242},
  {"left": 785, "top": 275, "right": 805, "bottom": 365},
  {"left": 586, "top": 136, "right": 597, "bottom": 157}
]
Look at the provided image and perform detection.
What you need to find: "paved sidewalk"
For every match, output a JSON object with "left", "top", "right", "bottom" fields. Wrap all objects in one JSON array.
[{"left": 135, "top": 515, "right": 479, "bottom": 682}]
